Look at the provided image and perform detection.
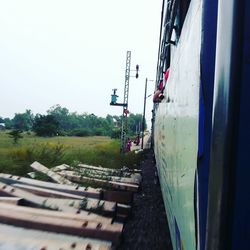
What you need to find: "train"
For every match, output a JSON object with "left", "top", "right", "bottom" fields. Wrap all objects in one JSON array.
[{"left": 152, "top": 0, "right": 250, "bottom": 249}]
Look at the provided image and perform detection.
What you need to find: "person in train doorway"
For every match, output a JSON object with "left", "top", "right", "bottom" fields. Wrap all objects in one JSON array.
[{"left": 153, "top": 67, "right": 170, "bottom": 103}]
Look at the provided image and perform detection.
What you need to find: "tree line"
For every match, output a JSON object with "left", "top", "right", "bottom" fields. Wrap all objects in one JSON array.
[{"left": 0, "top": 105, "right": 146, "bottom": 138}]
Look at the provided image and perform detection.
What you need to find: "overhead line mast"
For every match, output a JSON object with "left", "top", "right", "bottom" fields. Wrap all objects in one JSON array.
[
  {"left": 110, "top": 51, "right": 139, "bottom": 153},
  {"left": 120, "top": 51, "right": 131, "bottom": 152}
]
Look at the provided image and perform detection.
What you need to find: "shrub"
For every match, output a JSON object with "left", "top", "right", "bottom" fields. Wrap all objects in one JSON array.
[
  {"left": 70, "top": 128, "right": 92, "bottom": 137},
  {"left": 8, "top": 130, "right": 23, "bottom": 144},
  {"left": 94, "top": 128, "right": 105, "bottom": 136},
  {"left": 110, "top": 129, "right": 120, "bottom": 139}
]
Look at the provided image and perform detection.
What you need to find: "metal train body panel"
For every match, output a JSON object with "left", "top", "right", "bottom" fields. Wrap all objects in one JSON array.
[
  {"left": 153, "top": 0, "right": 250, "bottom": 249},
  {"left": 154, "top": 1, "right": 201, "bottom": 249},
  {"left": 205, "top": 0, "right": 250, "bottom": 249}
]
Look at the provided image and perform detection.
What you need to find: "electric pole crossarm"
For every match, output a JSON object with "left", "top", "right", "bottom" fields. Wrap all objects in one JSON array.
[{"left": 110, "top": 103, "right": 128, "bottom": 107}]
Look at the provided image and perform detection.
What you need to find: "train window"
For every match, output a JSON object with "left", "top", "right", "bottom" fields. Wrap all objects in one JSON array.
[
  {"left": 156, "top": 0, "right": 190, "bottom": 89},
  {"left": 175, "top": 0, "right": 191, "bottom": 40}
]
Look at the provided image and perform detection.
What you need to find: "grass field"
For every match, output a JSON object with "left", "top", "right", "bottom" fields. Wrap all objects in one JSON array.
[{"left": 0, "top": 131, "right": 143, "bottom": 177}]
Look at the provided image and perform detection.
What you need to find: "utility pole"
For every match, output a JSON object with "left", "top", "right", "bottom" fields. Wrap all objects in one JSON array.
[
  {"left": 141, "top": 78, "right": 154, "bottom": 150},
  {"left": 141, "top": 78, "right": 148, "bottom": 150}
]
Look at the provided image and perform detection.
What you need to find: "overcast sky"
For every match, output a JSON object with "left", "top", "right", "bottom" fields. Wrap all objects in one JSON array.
[{"left": 0, "top": 0, "right": 162, "bottom": 126}]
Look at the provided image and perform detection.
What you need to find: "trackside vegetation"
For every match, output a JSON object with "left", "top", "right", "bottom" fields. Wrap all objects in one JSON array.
[{"left": 0, "top": 132, "right": 144, "bottom": 177}]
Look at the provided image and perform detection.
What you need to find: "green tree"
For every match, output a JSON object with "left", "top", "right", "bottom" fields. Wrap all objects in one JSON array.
[
  {"left": 33, "top": 115, "right": 59, "bottom": 137},
  {"left": 47, "top": 105, "right": 70, "bottom": 131},
  {"left": 128, "top": 113, "right": 144, "bottom": 134},
  {"left": 3, "top": 118, "right": 13, "bottom": 129},
  {"left": 12, "top": 110, "right": 34, "bottom": 131}
]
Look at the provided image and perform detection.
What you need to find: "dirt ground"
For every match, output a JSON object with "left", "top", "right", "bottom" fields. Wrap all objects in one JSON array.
[{"left": 118, "top": 150, "right": 173, "bottom": 250}]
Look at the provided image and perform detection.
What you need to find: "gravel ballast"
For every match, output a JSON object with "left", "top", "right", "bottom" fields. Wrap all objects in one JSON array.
[{"left": 118, "top": 150, "right": 173, "bottom": 250}]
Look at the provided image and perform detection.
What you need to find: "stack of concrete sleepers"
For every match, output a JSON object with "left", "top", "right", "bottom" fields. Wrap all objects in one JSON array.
[{"left": 0, "top": 161, "right": 142, "bottom": 249}]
